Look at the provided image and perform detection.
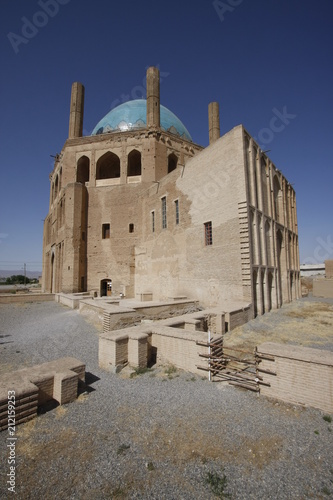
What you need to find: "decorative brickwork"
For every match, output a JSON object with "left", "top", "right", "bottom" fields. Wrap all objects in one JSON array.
[{"left": 42, "top": 67, "right": 300, "bottom": 319}]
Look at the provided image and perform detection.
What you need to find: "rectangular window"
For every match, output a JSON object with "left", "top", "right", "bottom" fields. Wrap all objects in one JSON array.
[
  {"left": 175, "top": 199, "right": 179, "bottom": 225},
  {"left": 151, "top": 211, "right": 155, "bottom": 233},
  {"left": 102, "top": 223, "right": 110, "bottom": 239},
  {"left": 204, "top": 221, "right": 213, "bottom": 246},
  {"left": 129, "top": 223, "right": 134, "bottom": 233},
  {"left": 161, "top": 196, "right": 167, "bottom": 229}
]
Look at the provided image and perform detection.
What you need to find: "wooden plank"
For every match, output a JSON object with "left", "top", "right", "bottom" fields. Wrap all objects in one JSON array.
[
  {"left": 228, "top": 381, "right": 259, "bottom": 392},
  {"left": 257, "top": 367, "right": 277, "bottom": 376}
]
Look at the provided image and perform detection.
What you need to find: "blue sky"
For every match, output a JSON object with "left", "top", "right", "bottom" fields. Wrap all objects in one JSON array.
[{"left": 0, "top": 0, "right": 332, "bottom": 273}]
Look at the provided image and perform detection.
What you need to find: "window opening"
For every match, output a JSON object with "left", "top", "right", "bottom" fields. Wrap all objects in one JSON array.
[
  {"left": 175, "top": 199, "right": 179, "bottom": 225},
  {"left": 204, "top": 221, "right": 213, "bottom": 246},
  {"left": 161, "top": 197, "right": 167, "bottom": 229},
  {"left": 102, "top": 223, "right": 110, "bottom": 239}
]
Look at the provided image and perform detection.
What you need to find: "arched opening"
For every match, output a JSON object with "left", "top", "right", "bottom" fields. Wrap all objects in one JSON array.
[
  {"left": 168, "top": 153, "right": 178, "bottom": 173},
  {"left": 276, "top": 229, "right": 283, "bottom": 306},
  {"left": 252, "top": 269, "right": 258, "bottom": 318},
  {"left": 265, "top": 220, "right": 272, "bottom": 266},
  {"left": 288, "top": 233, "right": 293, "bottom": 269},
  {"left": 59, "top": 167, "right": 62, "bottom": 191},
  {"left": 267, "top": 271, "right": 273, "bottom": 311},
  {"left": 261, "top": 158, "right": 268, "bottom": 213},
  {"left": 54, "top": 175, "right": 59, "bottom": 198},
  {"left": 96, "top": 152, "right": 120, "bottom": 179},
  {"left": 285, "top": 188, "right": 290, "bottom": 227},
  {"left": 127, "top": 150, "right": 141, "bottom": 176},
  {"left": 50, "top": 253, "right": 55, "bottom": 293},
  {"left": 273, "top": 176, "right": 283, "bottom": 223},
  {"left": 250, "top": 210, "right": 257, "bottom": 265},
  {"left": 77, "top": 156, "right": 90, "bottom": 183},
  {"left": 100, "top": 279, "right": 112, "bottom": 297},
  {"left": 261, "top": 270, "right": 265, "bottom": 314}
]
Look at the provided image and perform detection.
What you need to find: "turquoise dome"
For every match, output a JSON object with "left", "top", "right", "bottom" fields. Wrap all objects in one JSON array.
[{"left": 91, "top": 99, "right": 192, "bottom": 141}]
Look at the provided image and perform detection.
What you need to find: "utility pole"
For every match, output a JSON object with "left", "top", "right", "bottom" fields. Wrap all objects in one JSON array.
[{"left": 24, "top": 263, "right": 26, "bottom": 286}]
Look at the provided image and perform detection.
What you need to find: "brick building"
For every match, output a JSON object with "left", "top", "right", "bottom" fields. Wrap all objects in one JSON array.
[{"left": 42, "top": 67, "right": 300, "bottom": 317}]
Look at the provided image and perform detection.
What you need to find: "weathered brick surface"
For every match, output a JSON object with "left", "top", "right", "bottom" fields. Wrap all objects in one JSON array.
[
  {"left": 0, "top": 293, "right": 54, "bottom": 304},
  {"left": 0, "top": 357, "right": 85, "bottom": 431},
  {"left": 258, "top": 342, "right": 333, "bottom": 413},
  {"left": 313, "top": 278, "right": 333, "bottom": 299},
  {"left": 99, "top": 324, "right": 208, "bottom": 376},
  {"left": 53, "top": 370, "right": 79, "bottom": 405},
  {"left": 325, "top": 260, "right": 333, "bottom": 279},
  {"left": 128, "top": 333, "right": 148, "bottom": 368}
]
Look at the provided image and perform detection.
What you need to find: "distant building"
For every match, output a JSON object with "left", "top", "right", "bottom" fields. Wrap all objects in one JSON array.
[
  {"left": 42, "top": 67, "right": 300, "bottom": 317},
  {"left": 300, "top": 264, "right": 325, "bottom": 277}
]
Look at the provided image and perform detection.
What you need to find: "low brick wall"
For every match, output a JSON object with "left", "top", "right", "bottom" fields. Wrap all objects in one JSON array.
[
  {"left": 226, "top": 306, "right": 251, "bottom": 331},
  {"left": 0, "top": 293, "right": 54, "bottom": 304},
  {"left": 150, "top": 326, "right": 208, "bottom": 374},
  {"left": 258, "top": 343, "right": 333, "bottom": 413},
  {"left": 99, "top": 325, "right": 209, "bottom": 376},
  {"left": 313, "top": 278, "right": 333, "bottom": 299},
  {"left": 0, "top": 357, "right": 85, "bottom": 431}
]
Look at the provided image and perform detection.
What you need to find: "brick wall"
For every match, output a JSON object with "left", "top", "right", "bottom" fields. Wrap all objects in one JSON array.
[
  {"left": 258, "top": 342, "right": 333, "bottom": 413},
  {"left": 313, "top": 278, "right": 333, "bottom": 299},
  {"left": 325, "top": 260, "right": 333, "bottom": 279},
  {"left": 151, "top": 327, "right": 208, "bottom": 375},
  {"left": 99, "top": 325, "right": 209, "bottom": 376},
  {"left": 0, "top": 293, "right": 54, "bottom": 304}
]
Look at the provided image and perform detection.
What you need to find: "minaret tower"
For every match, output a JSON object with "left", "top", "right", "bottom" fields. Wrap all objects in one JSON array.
[
  {"left": 68, "top": 82, "right": 85, "bottom": 139},
  {"left": 208, "top": 101, "right": 220, "bottom": 144},
  {"left": 146, "top": 67, "right": 160, "bottom": 128}
]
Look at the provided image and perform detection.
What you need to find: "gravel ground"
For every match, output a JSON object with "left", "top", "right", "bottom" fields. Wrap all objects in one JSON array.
[{"left": 0, "top": 299, "right": 333, "bottom": 499}]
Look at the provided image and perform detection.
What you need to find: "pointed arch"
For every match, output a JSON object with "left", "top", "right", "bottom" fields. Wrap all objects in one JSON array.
[
  {"left": 96, "top": 152, "right": 120, "bottom": 179},
  {"left": 77, "top": 156, "right": 90, "bottom": 184},
  {"left": 273, "top": 175, "right": 283, "bottom": 223},
  {"left": 265, "top": 220, "right": 272, "bottom": 266},
  {"left": 54, "top": 175, "right": 59, "bottom": 198},
  {"left": 168, "top": 153, "right": 178, "bottom": 173},
  {"left": 127, "top": 149, "right": 141, "bottom": 176},
  {"left": 252, "top": 269, "right": 258, "bottom": 318},
  {"left": 267, "top": 271, "right": 273, "bottom": 312},
  {"left": 261, "top": 157, "right": 269, "bottom": 213},
  {"left": 276, "top": 229, "right": 284, "bottom": 306}
]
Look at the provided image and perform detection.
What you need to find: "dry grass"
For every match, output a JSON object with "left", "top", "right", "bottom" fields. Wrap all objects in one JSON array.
[
  {"left": 225, "top": 301, "right": 333, "bottom": 351},
  {"left": 129, "top": 414, "right": 283, "bottom": 470},
  {"left": 55, "top": 405, "right": 67, "bottom": 418},
  {"left": 14, "top": 418, "right": 96, "bottom": 497}
]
